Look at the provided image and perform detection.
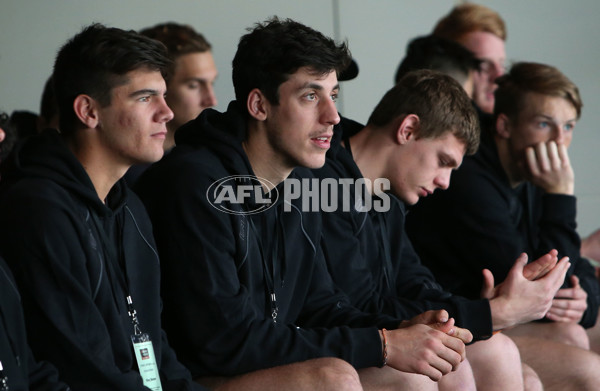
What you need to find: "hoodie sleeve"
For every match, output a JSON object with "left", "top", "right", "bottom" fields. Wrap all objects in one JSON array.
[
  {"left": 0, "top": 186, "right": 151, "bottom": 391},
  {"left": 407, "top": 158, "right": 599, "bottom": 329}
]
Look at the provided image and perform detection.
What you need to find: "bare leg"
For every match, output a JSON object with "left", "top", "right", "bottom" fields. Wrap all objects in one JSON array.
[
  {"left": 466, "top": 333, "right": 524, "bottom": 391},
  {"left": 522, "top": 363, "right": 543, "bottom": 391},
  {"left": 202, "top": 357, "right": 363, "bottom": 391},
  {"left": 359, "top": 366, "right": 437, "bottom": 391},
  {"left": 357, "top": 358, "right": 475, "bottom": 391},
  {"left": 437, "top": 357, "right": 476, "bottom": 391},
  {"left": 585, "top": 311, "right": 600, "bottom": 354},
  {"left": 509, "top": 335, "right": 600, "bottom": 391},
  {"left": 504, "top": 321, "right": 589, "bottom": 350}
]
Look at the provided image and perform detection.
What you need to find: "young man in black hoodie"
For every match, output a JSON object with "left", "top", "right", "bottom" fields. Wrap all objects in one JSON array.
[
  {"left": 406, "top": 63, "right": 600, "bottom": 390},
  {"left": 137, "top": 17, "right": 475, "bottom": 391},
  {"left": 0, "top": 24, "right": 209, "bottom": 390},
  {"left": 312, "top": 69, "right": 577, "bottom": 390}
]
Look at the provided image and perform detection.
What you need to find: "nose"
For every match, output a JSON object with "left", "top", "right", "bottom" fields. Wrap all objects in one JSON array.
[
  {"left": 320, "top": 97, "right": 340, "bottom": 126},
  {"left": 0, "top": 128, "right": 5, "bottom": 143},
  {"left": 158, "top": 98, "right": 174, "bottom": 123},
  {"left": 434, "top": 169, "right": 452, "bottom": 190},
  {"left": 553, "top": 125, "right": 570, "bottom": 145},
  {"left": 201, "top": 84, "right": 218, "bottom": 109}
]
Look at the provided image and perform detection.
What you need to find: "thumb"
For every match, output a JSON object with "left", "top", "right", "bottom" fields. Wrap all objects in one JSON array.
[
  {"left": 570, "top": 274, "right": 580, "bottom": 288},
  {"left": 509, "top": 253, "right": 529, "bottom": 277},
  {"left": 480, "top": 269, "right": 495, "bottom": 299}
]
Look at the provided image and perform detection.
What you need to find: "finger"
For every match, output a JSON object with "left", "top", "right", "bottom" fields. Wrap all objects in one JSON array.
[
  {"left": 547, "top": 140, "right": 562, "bottom": 171},
  {"left": 481, "top": 269, "right": 495, "bottom": 299},
  {"left": 557, "top": 142, "right": 571, "bottom": 168},
  {"left": 550, "top": 298, "right": 588, "bottom": 312},
  {"left": 428, "top": 350, "right": 459, "bottom": 376},
  {"left": 523, "top": 250, "right": 558, "bottom": 280},
  {"left": 554, "top": 287, "right": 577, "bottom": 299},
  {"left": 545, "top": 311, "right": 577, "bottom": 323},
  {"left": 545, "top": 257, "right": 570, "bottom": 290},
  {"left": 570, "top": 274, "right": 580, "bottom": 288},
  {"left": 525, "top": 146, "right": 540, "bottom": 177},
  {"left": 447, "top": 325, "right": 473, "bottom": 344},
  {"left": 535, "top": 142, "right": 550, "bottom": 173},
  {"left": 430, "top": 317, "right": 455, "bottom": 335},
  {"left": 439, "top": 333, "right": 467, "bottom": 363},
  {"left": 546, "top": 306, "right": 584, "bottom": 322}
]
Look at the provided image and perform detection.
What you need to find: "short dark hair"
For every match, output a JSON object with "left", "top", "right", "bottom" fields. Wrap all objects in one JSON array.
[
  {"left": 39, "top": 75, "right": 58, "bottom": 130},
  {"left": 494, "top": 62, "right": 582, "bottom": 122},
  {"left": 368, "top": 69, "right": 480, "bottom": 155},
  {"left": 394, "top": 35, "right": 481, "bottom": 86},
  {"left": 53, "top": 23, "right": 171, "bottom": 136},
  {"left": 232, "top": 17, "right": 351, "bottom": 110},
  {"left": 140, "top": 22, "right": 211, "bottom": 83}
]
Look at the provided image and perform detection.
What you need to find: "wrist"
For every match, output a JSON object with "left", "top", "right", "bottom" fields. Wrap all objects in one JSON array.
[
  {"left": 489, "top": 297, "right": 514, "bottom": 330},
  {"left": 379, "top": 328, "right": 388, "bottom": 367}
]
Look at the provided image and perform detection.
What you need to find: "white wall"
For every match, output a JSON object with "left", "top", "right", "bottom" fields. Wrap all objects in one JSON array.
[{"left": 1, "top": 0, "right": 598, "bottom": 235}]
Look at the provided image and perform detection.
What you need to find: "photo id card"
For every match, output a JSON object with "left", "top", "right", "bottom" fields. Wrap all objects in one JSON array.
[{"left": 131, "top": 334, "right": 162, "bottom": 391}]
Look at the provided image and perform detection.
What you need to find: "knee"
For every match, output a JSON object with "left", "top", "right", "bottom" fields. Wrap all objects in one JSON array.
[
  {"left": 471, "top": 332, "right": 521, "bottom": 361},
  {"left": 310, "top": 357, "right": 362, "bottom": 391},
  {"left": 522, "top": 364, "right": 543, "bottom": 391},
  {"left": 547, "top": 322, "right": 590, "bottom": 349}
]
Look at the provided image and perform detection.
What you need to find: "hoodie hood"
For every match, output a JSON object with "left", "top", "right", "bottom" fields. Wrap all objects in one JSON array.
[{"left": 0, "top": 129, "right": 125, "bottom": 216}]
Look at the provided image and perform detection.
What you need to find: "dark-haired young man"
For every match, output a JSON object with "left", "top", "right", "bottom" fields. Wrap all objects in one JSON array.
[
  {"left": 407, "top": 62, "right": 600, "bottom": 390},
  {"left": 0, "top": 24, "right": 207, "bottom": 390},
  {"left": 125, "top": 22, "right": 219, "bottom": 186},
  {"left": 313, "top": 69, "right": 571, "bottom": 391},
  {"left": 137, "top": 17, "right": 475, "bottom": 391}
]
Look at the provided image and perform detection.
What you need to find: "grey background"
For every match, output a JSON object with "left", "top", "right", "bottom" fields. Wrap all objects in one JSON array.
[{"left": 1, "top": 0, "right": 598, "bottom": 235}]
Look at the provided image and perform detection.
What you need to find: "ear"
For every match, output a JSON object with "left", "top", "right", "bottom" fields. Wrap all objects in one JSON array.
[
  {"left": 246, "top": 88, "right": 268, "bottom": 121},
  {"left": 495, "top": 113, "right": 511, "bottom": 139},
  {"left": 395, "top": 114, "right": 420, "bottom": 145},
  {"left": 73, "top": 94, "right": 100, "bottom": 129}
]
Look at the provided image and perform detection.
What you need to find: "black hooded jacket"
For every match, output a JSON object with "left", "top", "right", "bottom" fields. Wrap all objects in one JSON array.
[
  {"left": 136, "top": 102, "right": 399, "bottom": 378},
  {"left": 406, "top": 125, "right": 600, "bottom": 328},
  {"left": 313, "top": 117, "right": 493, "bottom": 340},
  {"left": 0, "top": 256, "right": 69, "bottom": 391},
  {"left": 0, "top": 129, "right": 204, "bottom": 390}
]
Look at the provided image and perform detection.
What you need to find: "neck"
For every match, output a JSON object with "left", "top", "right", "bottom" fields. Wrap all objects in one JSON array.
[
  {"left": 243, "top": 122, "right": 292, "bottom": 191},
  {"left": 348, "top": 125, "right": 391, "bottom": 193},
  {"left": 67, "top": 135, "right": 128, "bottom": 203}
]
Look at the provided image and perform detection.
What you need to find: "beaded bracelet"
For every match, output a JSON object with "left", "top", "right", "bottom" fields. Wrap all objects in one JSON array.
[{"left": 381, "top": 328, "right": 388, "bottom": 367}]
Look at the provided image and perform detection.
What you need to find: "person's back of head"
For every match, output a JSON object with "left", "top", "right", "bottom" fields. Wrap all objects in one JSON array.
[
  {"left": 368, "top": 69, "right": 480, "bottom": 155},
  {"left": 139, "top": 22, "right": 212, "bottom": 83},
  {"left": 38, "top": 76, "right": 59, "bottom": 132},
  {"left": 53, "top": 23, "right": 172, "bottom": 137},
  {"left": 494, "top": 62, "right": 582, "bottom": 122},
  {"left": 433, "top": 2, "right": 506, "bottom": 42},
  {"left": 232, "top": 17, "right": 351, "bottom": 113},
  {"left": 394, "top": 34, "right": 481, "bottom": 90}
]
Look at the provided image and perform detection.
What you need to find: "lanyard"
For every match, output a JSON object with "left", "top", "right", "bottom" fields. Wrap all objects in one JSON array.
[
  {"left": 247, "top": 211, "right": 280, "bottom": 323},
  {"left": 0, "top": 361, "right": 8, "bottom": 391},
  {"left": 89, "top": 210, "right": 143, "bottom": 335}
]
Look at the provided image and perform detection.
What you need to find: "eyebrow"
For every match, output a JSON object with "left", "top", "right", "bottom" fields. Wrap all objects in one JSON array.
[
  {"left": 441, "top": 152, "right": 460, "bottom": 168},
  {"left": 129, "top": 89, "right": 161, "bottom": 98},
  {"left": 300, "top": 82, "right": 340, "bottom": 92},
  {"left": 535, "top": 114, "right": 577, "bottom": 123}
]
